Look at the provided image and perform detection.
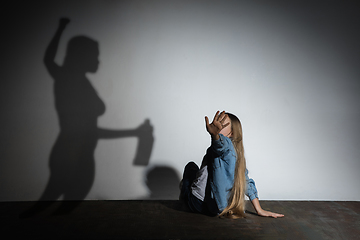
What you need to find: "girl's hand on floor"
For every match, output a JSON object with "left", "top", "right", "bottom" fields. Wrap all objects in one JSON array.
[
  {"left": 205, "top": 111, "right": 229, "bottom": 140},
  {"left": 257, "top": 209, "right": 284, "bottom": 218}
]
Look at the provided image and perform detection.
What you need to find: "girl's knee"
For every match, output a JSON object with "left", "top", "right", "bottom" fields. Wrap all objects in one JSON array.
[{"left": 185, "top": 161, "right": 199, "bottom": 171}]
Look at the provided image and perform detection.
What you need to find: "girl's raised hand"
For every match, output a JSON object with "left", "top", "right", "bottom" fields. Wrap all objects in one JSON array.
[{"left": 205, "top": 111, "right": 229, "bottom": 140}]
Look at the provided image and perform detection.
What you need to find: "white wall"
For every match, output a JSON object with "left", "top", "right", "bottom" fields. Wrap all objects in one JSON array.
[{"left": 1, "top": 0, "right": 359, "bottom": 201}]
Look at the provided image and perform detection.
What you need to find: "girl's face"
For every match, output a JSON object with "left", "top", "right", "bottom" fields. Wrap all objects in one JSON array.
[{"left": 219, "top": 115, "right": 232, "bottom": 138}]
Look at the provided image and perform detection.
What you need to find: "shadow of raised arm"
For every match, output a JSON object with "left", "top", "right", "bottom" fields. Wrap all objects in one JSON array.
[{"left": 44, "top": 18, "right": 70, "bottom": 78}]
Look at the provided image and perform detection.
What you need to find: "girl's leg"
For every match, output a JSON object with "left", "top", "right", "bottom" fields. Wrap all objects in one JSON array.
[
  {"left": 180, "top": 162, "right": 199, "bottom": 200},
  {"left": 180, "top": 162, "right": 206, "bottom": 213}
]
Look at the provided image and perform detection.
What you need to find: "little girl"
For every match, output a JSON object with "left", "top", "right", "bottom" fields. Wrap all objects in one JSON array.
[{"left": 180, "top": 111, "right": 284, "bottom": 218}]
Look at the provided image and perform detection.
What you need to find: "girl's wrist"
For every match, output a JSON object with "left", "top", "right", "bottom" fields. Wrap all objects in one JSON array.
[
  {"left": 256, "top": 207, "right": 264, "bottom": 214},
  {"left": 210, "top": 133, "right": 220, "bottom": 141},
  {"left": 251, "top": 198, "right": 263, "bottom": 213}
]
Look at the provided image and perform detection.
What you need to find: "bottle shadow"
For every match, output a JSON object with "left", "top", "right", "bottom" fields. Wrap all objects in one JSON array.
[{"left": 20, "top": 18, "right": 154, "bottom": 218}]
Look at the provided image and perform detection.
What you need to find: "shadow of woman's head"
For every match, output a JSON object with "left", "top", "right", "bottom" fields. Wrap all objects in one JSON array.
[{"left": 63, "top": 36, "right": 99, "bottom": 73}]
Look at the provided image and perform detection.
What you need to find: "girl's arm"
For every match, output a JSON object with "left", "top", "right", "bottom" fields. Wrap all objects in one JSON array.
[{"left": 251, "top": 198, "right": 284, "bottom": 218}]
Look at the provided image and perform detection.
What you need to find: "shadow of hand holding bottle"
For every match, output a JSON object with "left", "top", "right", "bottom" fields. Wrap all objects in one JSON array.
[{"left": 20, "top": 18, "right": 154, "bottom": 217}]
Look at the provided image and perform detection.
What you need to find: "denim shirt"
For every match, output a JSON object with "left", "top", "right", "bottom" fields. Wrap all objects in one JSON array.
[{"left": 207, "top": 134, "right": 258, "bottom": 212}]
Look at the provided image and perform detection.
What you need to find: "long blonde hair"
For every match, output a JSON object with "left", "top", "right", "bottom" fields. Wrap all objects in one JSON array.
[{"left": 219, "top": 113, "right": 247, "bottom": 218}]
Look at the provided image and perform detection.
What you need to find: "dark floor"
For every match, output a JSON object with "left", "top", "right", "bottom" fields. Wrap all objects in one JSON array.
[{"left": 1, "top": 200, "right": 359, "bottom": 239}]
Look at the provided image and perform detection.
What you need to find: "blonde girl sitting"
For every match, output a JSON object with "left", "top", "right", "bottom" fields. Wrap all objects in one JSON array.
[{"left": 180, "top": 111, "right": 284, "bottom": 218}]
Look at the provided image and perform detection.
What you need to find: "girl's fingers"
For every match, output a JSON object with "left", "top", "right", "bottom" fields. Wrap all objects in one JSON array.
[
  {"left": 272, "top": 213, "right": 284, "bottom": 218},
  {"left": 205, "top": 116, "right": 210, "bottom": 127},
  {"left": 216, "top": 111, "right": 226, "bottom": 122},
  {"left": 219, "top": 111, "right": 228, "bottom": 124},
  {"left": 222, "top": 122, "right": 230, "bottom": 128},
  {"left": 209, "top": 110, "right": 227, "bottom": 126},
  {"left": 213, "top": 111, "right": 220, "bottom": 122}
]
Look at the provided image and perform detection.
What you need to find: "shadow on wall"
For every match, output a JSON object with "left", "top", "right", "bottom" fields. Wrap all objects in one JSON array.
[
  {"left": 20, "top": 18, "right": 154, "bottom": 218},
  {"left": 144, "top": 165, "right": 181, "bottom": 200}
]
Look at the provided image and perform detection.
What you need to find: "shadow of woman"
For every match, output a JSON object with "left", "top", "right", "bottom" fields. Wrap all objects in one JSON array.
[{"left": 21, "top": 18, "right": 153, "bottom": 217}]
